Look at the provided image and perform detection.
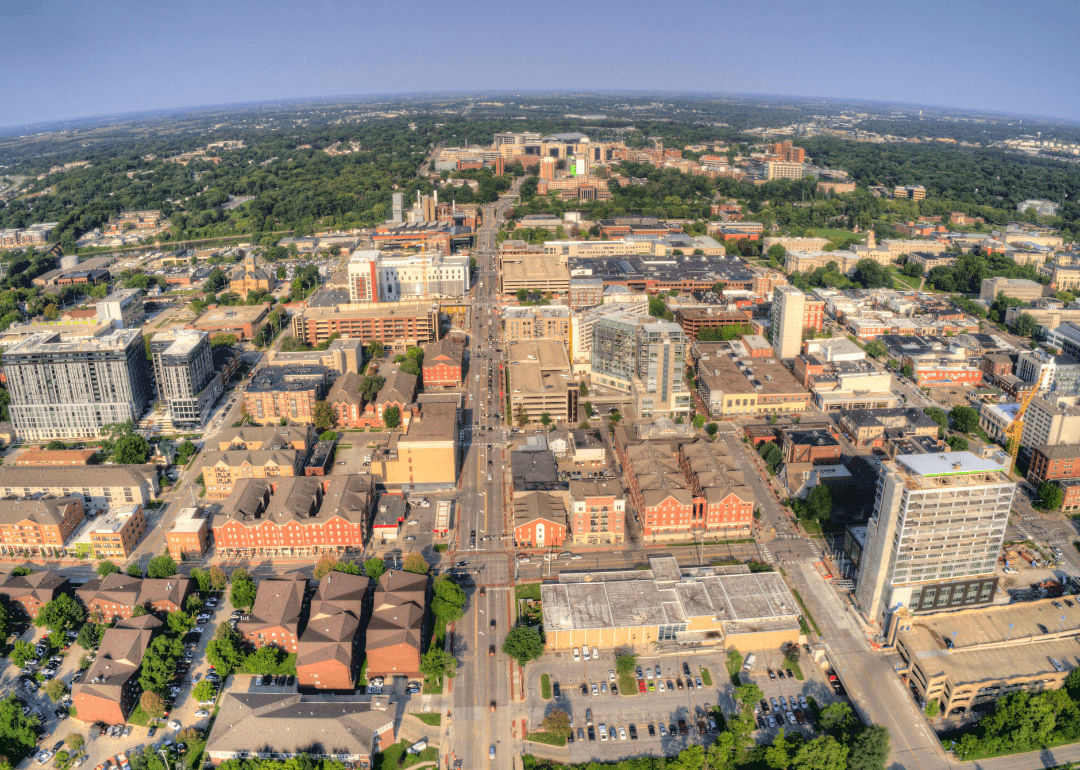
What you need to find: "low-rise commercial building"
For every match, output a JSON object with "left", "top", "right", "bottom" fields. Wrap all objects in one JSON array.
[
  {"left": 541, "top": 557, "right": 800, "bottom": 653},
  {"left": 979, "top": 277, "right": 1046, "bottom": 303},
  {"left": 838, "top": 407, "right": 939, "bottom": 448},
  {"left": 503, "top": 305, "right": 572, "bottom": 346},
  {"left": 191, "top": 303, "right": 270, "bottom": 341},
  {"left": 267, "top": 337, "right": 364, "bottom": 375},
  {"left": 165, "top": 507, "right": 210, "bottom": 560},
  {"left": 372, "top": 401, "right": 458, "bottom": 488},
  {"left": 696, "top": 349, "right": 809, "bottom": 418}
]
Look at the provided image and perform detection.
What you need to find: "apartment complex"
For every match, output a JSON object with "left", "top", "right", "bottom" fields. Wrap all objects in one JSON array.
[
  {"left": 568, "top": 480, "right": 626, "bottom": 545},
  {"left": 855, "top": 453, "right": 1014, "bottom": 629},
  {"left": 87, "top": 505, "right": 148, "bottom": 558},
  {"left": 5, "top": 328, "right": 152, "bottom": 440},
  {"left": 366, "top": 570, "right": 426, "bottom": 680},
  {"left": 507, "top": 339, "right": 578, "bottom": 425},
  {"left": 502, "top": 305, "right": 572, "bottom": 346},
  {"left": 267, "top": 337, "right": 364, "bottom": 375},
  {"left": 512, "top": 491, "right": 569, "bottom": 548},
  {"left": 243, "top": 366, "right": 329, "bottom": 425},
  {"left": 290, "top": 301, "right": 441, "bottom": 348},
  {"left": 238, "top": 575, "right": 308, "bottom": 652},
  {"left": 770, "top": 285, "right": 806, "bottom": 360},
  {"left": 72, "top": 615, "right": 162, "bottom": 725},
  {"left": 0, "top": 465, "right": 158, "bottom": 509},
  {"left": 0, "top": 497, "right": 85, "bottom": 557},
  {"left": 297, "top": 571, "right": 367, "bottom": 690},
  {"left": 1021, "top": 397, "right": 1080, "bottom": 450},
  {"left": 0, "top": 570, "right": 70, "bottom": 619},
  {"left": 347, "top": 249, "right": 469, "bottom": 303},
  {"left": 213, "top": 475, "right": 373, "bottom": 558},
  {"left": 590, "top": 312, "right": 691, "bottom": 417},
  {"left": 150, "top": 329, "right": 222, "bottom": 428},
  {"left": 77, "top": 573, "right": 193, "bottom": 623}
]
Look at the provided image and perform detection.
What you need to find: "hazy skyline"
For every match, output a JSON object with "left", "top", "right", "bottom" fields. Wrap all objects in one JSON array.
[{"left": 4, "top": 0, "right": 1080, "bottom": 129}]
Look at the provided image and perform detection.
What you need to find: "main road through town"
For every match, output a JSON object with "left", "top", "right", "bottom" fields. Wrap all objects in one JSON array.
[{"left": 445, "top": 185, "right": 521, "bottom": 769}]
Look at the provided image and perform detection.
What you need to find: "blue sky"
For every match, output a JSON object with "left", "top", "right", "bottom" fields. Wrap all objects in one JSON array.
[{"left": 4, "top": 0, "right": 1079, "bottom": 128}]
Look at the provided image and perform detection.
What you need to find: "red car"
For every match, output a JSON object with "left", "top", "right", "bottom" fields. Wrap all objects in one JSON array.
[{"left": 637, "top": 679, "right": 646, "bottom": 693}]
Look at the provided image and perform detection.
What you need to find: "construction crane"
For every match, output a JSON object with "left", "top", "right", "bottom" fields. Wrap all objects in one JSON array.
[{"left": 1005, "top": 368, "right": 1048, "bottom": 475}]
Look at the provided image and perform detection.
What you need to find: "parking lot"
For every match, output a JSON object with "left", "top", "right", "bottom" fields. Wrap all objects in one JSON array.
[
  {"left": 8, "top": 589, "right": 237, "bottom": 770},
  {"left": 740, "top": 647, "right": 842, "bottom": 741},
  {"left": 530, "top": 648, "right": 736, "bottom": 761}
]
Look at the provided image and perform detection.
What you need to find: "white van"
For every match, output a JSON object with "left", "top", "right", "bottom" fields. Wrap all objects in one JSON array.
[
  {"left": 582, "top": 645, "right": 590, "bottom": 661},
  {"left": 742, "top": 653, "right": 757, "bottom": 672}
]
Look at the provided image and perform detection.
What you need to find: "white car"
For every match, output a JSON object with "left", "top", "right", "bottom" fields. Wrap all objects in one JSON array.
[
  {"left": 573, "top": 648, "right": 580, "bottom": 662},
  {"left": 194, "top": 710, "right": 210, "bottom": 718},
  {"left": 168, "top": 720, "right": 181, "bottom": 730}
]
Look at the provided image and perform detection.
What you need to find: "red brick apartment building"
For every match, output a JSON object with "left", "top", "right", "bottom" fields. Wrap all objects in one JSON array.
[
  {"left": 238, "top": 575, "right": 308, "bottom": 653},
  {"left": 297, "top": 571, "right": 368, "bottom": 691},
  {"left": 1028, "top": 445, "right": 1080, "bottom": 485},
  {"left": 72, "top": 615, "right": 162, "bottom": 726},
  {"left": 512, "top": 491, "right": 568, "bottom": 549},
  {"left": 212, "top": 475, "right": 373, "bottom": 558},
  {"left": 77, "top": 574, "right": 193, "bottom": 623},
  {"left": 568, "top": 480, "right": 625, "bottom": 545},
  {"left": 0, "top": 570, "right": 70, "bottom": 619},
  {"left": 0, "top": 497, "right": 85, "bottom": 557}
]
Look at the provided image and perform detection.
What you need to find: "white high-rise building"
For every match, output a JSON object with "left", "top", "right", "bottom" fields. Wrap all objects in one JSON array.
[
  {"left": 347, "top": 249, "right": 469, "bottom": 303},
  {"left": 771, "top": 285, "right": 805, "bottom": 360},
  {"left": 855, "top": 453, "right": 1014, "bottom": 629}
]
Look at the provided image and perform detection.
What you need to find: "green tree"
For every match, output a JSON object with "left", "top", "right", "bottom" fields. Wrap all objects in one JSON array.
[
  {"left": 206, "top": 624, "right": 247, "bottom": 677},
  {"left": 501, "top": 625, "right": 544, "bottom": 665},
  {"left": 767, "top": 243, "right": 787, "bottom": 263},
  {"left": 431, "top": 575, "right": 466, "bottom": 627},
  {"left": 229, "top": 569, "right": 257, "bottom": 610},
  {"left": 245, "top": 644, "right": 285, "bottom": 674},
  {"left": 946, "top": 434, "right": 969, "bottom": 452},
  {"left": 792, "top": 734, "right": 849, "bottom": 770},
  {"left": 539, "top": 412, "right": 552, "bottom": 427},
  {"left": 615, "top": 653, "right": 637, "bottom": 675},
  {"left": 359, "top": 375, "right": 385, "bottom": 402},
  {"left": 819, "top": 701, "right": 858, "bottom": 741},
  {"left": 126, "top": 563, "right": 144, "bottom": 578},
  {"left": 139, "top": 635, "right": 184, "bottom": 696},
  {"left": 139, "top": 691, "right": 166, "bottom": 720},
  {"left": 764, "top": 728, "right": 797, "bottom": 770},
  {"left": 735, "top": 682, "right": 764, "bottom": 706},
  {"left": 0, "top": 601, "right": 9, "bottom": 642},
  {"left": 96, "top": 561, "right": 121, "bottom": 577},
  {"left": 847, "top": 725, "right": 890, "bottom": 770},
  {"left": 758, "top": 441, "right": 783, "bottom": 473},
  {"left": 383, "top": 405, "right": 401, "bottom": 429},
  {"left": 312, "top": 400, "right": 335, "bottom": 431},
  {"left": 45, "top": 678, "right": 68, "bottom": 703},
  {"left": 35, "top": 593, "right": 85, "bottom": 635},
  {"left": 192, "top": 681, "right": 217, "bottom": 703},
  {"left": 542, "top": 708, "right": 572, "bottom": 740},
  {"left": 167, "top": 611, "right": 194, "bottom": 635},
  {"left": 189, "top": 567, "right": 212, "bottom": 594},
  {"left": 949, "top": 405, "right": 979, "bottom": 434},
  {"left": 803, "top": 484, "right": 833, "bottom": 522},
  {"left": 0, "top": 693, "right": 42, "bottom": 765},
  {"left": 1012, "top": 312, "right": 1039, "bottom": 338},
  {"left": 693, "top": 414, "right": 706, "bottom": 428},
  {"left": 1037, "top": 481, "right": 1065, "bottom": 511},
  {"left": 146, "top": 553, "right": 177, "bottom": 579},
  {"left": 864, "top": 340, "right": 887, "bottom": 359},
  {"left": 578, "top": 381, "right": 589, "bottom": 396},
  {"left": 76, "top": 623, "right": 105, "bottom": 651},
  {"left": 402, "top": 552, "right": 429, "bottom": 574},
  {"left": 419, "top": 646, "right": 457, "bottom": 682},
  {"left": 10, "top": 640, "right": 35, "bottom": 667},
  {"left": 208, "top": 565, "right": 227, "bottom": 591},
  {"left": 64, "top": 735, "right": 84, "bottom": 753},
  {"left": 112, "top": 433, "right": 150, "bottom": 464},
  {"left": 923, "top": 407, "right": 948, "bottom": 431},
  {"left": 364, "top": 557, "right": 386, "bottom": 582},
  {"left": 706, "top": 422, "right": 719, "bottom": 436}
]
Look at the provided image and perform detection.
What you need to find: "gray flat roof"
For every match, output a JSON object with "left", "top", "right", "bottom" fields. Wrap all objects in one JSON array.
[{"left": 896, "top": 452, "right": 1006, "bottom": 477}]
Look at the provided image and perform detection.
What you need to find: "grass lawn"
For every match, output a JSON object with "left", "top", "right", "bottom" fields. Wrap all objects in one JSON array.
[
  {"left": 808, "top": 227, "right": 865, "bottom": 247},
  {"left": 799, "top": 518, "right": 824, "bottom": 537},
  {"left": 786, "top": 660, "right": 805, "bottom": 681},
  {"left": 888, "top": 266, "right": 922, "bottom": 290},
  {"left": 410, "top": 712, "right": 442, "bottom": 726},
  {"left": 515, "top": 583, "right": 542, "bottom": 601},
  {"left": 526, "top": 732, "right": 567, "bottom": 747},
  {"left": 791, "top": 588, "right": 823, "bottom": 637},
  {"left": 540, "top": 673, "right": 552, "bottom": 700},
  {"left": 618, "top": 671, "right": 638, "bottom": 696},
  {"left": 240, "top": 652, "right": 297, "bottom": 676},
  {"left": 357, "top": 657, "right": 368, "bottom": 688},
  {"left": 700, "top": 668, "right": 713, "bottom": 687},
  {"left": 372, "top": 741, "right": 439, "bottom": 769}
]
